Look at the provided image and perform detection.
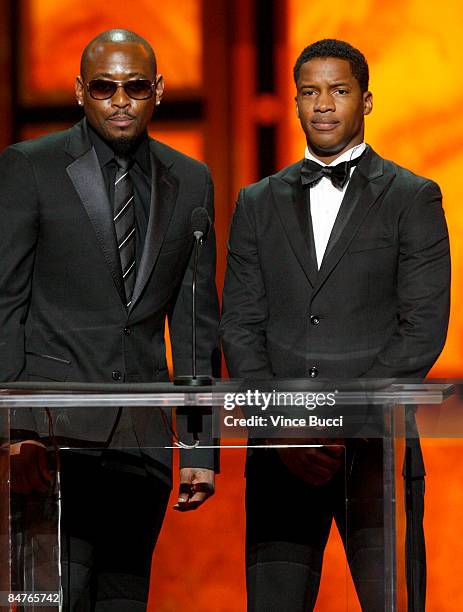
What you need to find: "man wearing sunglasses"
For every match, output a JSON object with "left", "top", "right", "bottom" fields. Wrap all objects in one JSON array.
[{"left": 0, "top": 29, "right": 220, "bottom": 610}]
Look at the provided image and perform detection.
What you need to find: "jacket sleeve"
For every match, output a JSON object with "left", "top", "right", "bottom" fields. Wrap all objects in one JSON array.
[
  {"left": 0, "top": 146, "right": 39, "bottom": 382},
  {"left": 168, "top": 169, "right": 220, "bottom": 378},
  {"left": 168, "top": 168, "right": 221, "bottom": 470},
  {"left": 219, "top": 189, "right": 273, "bottom": 380},
  {"left": 363, "top": 179, "right": 450, "bottom": 378},
  {"left": 0, "top": 146, "right": 40, "bottom": 436}
]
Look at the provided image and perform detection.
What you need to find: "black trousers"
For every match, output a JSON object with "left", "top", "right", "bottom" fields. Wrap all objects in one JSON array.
[
  {"left": 59, "top": 451, "right": 170, "bottom": 611},
  {"left": 245, "top": 441, "right": 425, "bottom": 612}
]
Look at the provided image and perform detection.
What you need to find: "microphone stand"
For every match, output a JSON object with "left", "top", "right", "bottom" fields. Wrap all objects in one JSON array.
[
  {"left": 174, "top": 231, "right": 213, "bottom": 387},
  {"left": 174, "top": 232, "right": 214, "bottom": 440}
]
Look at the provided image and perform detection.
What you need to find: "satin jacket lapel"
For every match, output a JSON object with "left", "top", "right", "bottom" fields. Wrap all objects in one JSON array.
[
  {"left": 66, "top": 129, "right": 125, "bottom": 304},
  {"left": 305, "top": 189, "right": 320, "bottom": 275},
  {"left": 315, "top": 147, "right": 396, "bottom": 293},
  {"left": 269, "top": 164, "right": 318, "bottom": 287},
  {"left": 129, "top": 150, "right": 179, "bottom": 312}
]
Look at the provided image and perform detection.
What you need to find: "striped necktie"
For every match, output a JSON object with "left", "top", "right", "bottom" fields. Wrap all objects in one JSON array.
[{"left": 114, "top": 156, "right": 136, "bottom": 308}]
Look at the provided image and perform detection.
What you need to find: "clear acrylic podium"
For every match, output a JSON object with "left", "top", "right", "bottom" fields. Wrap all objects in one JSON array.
[{"left": 0, "top": 380, "right": 454, "bottom": 611}]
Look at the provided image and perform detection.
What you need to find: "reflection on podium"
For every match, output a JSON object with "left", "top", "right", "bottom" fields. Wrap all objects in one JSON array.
[{"left": 0, "top": 380, "right": 456, "bottom": 610}]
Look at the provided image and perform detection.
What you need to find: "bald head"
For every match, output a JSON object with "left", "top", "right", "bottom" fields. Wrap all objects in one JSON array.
[
  {"left": 75, "top": 28, "right": 164, "bottom": 154},
  {"left": 80, "top": 29, "right": 156, "bottom": 79}
]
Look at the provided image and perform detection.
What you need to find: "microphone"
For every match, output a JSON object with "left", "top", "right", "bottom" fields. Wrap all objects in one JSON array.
[
  {"left": 191, "top": 206, "right": 209, "bottom": 242},
  {"left": 174, "top": 208, "right": 214, "bottom": 388}
]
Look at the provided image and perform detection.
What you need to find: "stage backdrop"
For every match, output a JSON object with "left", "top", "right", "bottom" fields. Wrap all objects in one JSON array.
[{"left": 8, "top": 1, "right": 463, "bottom": 610}]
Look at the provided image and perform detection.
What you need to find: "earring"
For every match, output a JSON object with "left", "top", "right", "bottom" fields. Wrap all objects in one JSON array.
[
  {"left": 156, "top": 100, "right": 161, "bottom": 106},
  {"left": 77, "top": 100, "right": 83, "bottom": 106}
]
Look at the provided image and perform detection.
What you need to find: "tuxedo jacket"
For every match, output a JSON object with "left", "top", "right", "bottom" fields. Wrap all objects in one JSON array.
[
  {"left": 0, "top": 119, "right": 220, "bottom": 485},
  {"left": 220, "top": 147, "right": 450, "bottom": 474}
]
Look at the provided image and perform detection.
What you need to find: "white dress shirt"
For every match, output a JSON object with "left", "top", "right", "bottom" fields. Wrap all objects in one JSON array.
[{"left": 305, "top": 142, "right": 366, "bottom": 268}]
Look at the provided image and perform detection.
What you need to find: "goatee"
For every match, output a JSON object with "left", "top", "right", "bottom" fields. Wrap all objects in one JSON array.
[{"left": 110, "top": 135, "right": 141, "bottom": 157}]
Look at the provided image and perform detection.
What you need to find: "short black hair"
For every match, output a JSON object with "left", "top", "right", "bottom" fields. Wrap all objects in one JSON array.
[
  {"left": 293, "top": 39, "right": 369, "bottom": 92},
  {"left": 80, "top": 29, "right": 156, "bottom": 79}
]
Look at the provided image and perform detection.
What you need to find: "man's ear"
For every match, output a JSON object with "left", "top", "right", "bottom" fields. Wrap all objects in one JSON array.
[
  {"left": 295, "top": 96, "right": 300, "bottom": 119},
  {"left": 154, "top": 74, "right": 165, "bottom": 106},
  {"left": 75, "top": 75, "right": 84, "bottom": 106},
  {"left": 363, "top": 90, "right": 373, "bottom": 116}
]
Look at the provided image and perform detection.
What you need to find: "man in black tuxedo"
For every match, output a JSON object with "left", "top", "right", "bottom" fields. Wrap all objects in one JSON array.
[
  {"left": 0, "top": 29, "right": 220, "bottom": 610},
  {"left": 220, "top": 39, "right": 450, "bottom": 611}
]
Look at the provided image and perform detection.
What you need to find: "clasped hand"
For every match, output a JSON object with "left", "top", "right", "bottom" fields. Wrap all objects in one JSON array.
[{"left": 273, "top": 438, "right": 345, "bottom": 486}]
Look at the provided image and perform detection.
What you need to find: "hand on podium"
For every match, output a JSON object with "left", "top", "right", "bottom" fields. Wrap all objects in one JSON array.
[
  {"left": 10, "top": 440, "right": 52, "bottom": 494},
  {"left": 174, "top": 467, "right": 215, "bottom": 511},
  {"left": 274, "top": 438, "right": 345, "bottom": 486}
]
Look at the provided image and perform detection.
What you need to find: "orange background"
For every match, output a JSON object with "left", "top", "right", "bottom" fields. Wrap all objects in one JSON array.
[
  {"left": 20, "top": 0, "right": 202, "bottom": 104},
  {"left": 8, "top": 1, "right": 463, "bottom": 610},
  {"left": 285, "top": 0, "right": 463, "bottom": 380}
]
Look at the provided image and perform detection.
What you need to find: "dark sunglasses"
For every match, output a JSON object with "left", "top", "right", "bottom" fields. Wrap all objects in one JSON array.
[{"left": 85, "top": 78, "right": 156, "bottom": 100}]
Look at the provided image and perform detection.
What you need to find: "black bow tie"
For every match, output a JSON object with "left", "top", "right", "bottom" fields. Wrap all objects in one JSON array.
[{"left": 301, "top": 156, "right": 361, "bottom": 190}]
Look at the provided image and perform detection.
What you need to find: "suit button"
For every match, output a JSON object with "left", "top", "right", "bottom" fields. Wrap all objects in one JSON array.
[
  {"left": 310, "top": 315, "right": 320, "bottom": 325},
  {"left": 308, "top": 367, "right": 318, "bottom": 378},
  {"left": 112, "top": 370, "right": 122, "bottom": 381},
  {"left": 123, "top": 327, "right": 131, "bottom": 336}
]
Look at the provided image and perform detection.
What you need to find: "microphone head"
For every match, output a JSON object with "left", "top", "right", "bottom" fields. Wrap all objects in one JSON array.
[{"left": 190, "top": 207, "right": 210, "bottom": 240}]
